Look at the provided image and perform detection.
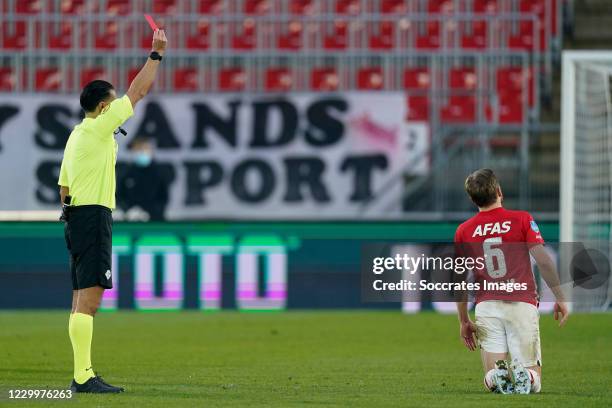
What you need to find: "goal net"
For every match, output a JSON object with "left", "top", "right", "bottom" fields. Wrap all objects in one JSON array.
[{"left": 561, "top": 52, "right": 612, "bottom": 311}]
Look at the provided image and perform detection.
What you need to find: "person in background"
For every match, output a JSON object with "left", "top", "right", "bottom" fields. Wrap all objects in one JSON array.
[{"left": 117, "top": 137, "right": 169, "bottom": 221}]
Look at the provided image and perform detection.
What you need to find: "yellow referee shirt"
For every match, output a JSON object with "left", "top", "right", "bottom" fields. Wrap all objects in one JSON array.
[{"left": 58, "top": 95, "right": 134, "bottom": 210}]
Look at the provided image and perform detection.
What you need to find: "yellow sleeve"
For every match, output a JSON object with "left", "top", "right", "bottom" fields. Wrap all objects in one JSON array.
[
  {"left": 58, "top": 158, "right": 69, "bottom": 187},
  {"left": 90, "top": 95, "right": 134, "bottom": 137}
]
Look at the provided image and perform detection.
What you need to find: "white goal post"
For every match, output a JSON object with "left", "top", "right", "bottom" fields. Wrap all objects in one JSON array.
[{"left": 561, "top": 51, "right": 612, "bottom": 311}]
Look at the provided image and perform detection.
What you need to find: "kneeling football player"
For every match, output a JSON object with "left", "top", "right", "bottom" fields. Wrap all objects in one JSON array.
[{"left": 454, "top": 169, "right": 569, "bottom": 394}]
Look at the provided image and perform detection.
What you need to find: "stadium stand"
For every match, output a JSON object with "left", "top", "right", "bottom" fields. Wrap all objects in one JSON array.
[{"left": 0, "top": 0, "right": 567, "bottom": 213}]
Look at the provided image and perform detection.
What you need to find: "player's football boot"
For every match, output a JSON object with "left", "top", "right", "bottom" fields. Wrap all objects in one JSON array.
[
  {"left": 510, "top": 358, "right": 532, "bottom": 394},
  {"left": 491, "top": 360, "right": 514, "bottom": 394},
  {"left": 70, "top": 376, "right": 124, "bottom": 393}
]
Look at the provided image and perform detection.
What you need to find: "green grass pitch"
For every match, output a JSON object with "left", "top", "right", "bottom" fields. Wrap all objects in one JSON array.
[{"left": 0, "top": 311, "right": 610, "bottom": 407}]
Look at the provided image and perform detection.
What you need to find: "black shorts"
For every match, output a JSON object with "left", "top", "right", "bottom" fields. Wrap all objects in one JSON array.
[{"left": 63, "top": 205, "right": 113, "bottom": 290}]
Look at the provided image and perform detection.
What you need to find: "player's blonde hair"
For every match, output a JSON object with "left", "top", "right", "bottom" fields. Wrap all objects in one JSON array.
[{"left": 464, "top": 168, "right": 500, "bottom": 207}]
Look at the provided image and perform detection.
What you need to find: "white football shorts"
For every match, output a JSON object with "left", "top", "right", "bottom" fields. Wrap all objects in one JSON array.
[{"left": 475, "top": 300, "right": 542, "bottom": 367}]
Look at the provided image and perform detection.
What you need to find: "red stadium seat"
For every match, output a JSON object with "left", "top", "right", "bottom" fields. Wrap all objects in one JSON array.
[
  {"left": 94, "top": 21, "right": 119, "bottom": 50},
  {"left": 335, "top": 0, "right": 360, "bottom": 15},
  {"left": 369, "top": 21, "right": 394, "bottom": 50},
  {"left": 35, "top": 68, "right": 63, "bottom": 91},
  {"left": 380, "top": 0, "right": 406, "bottom": 14},
  {"left": 440, "top": 95, "right": 476, "bottom": 123},
  {"left": 324, "top": 20, "right": 349, "bottom": 50},
  {"left": 153, "top": 0, "right": 178, "bottom": 14},
  {"left": 197, "top": 0, "right": 223, "bottom": 14},
  {"left": 48, "top": 21, "right": 74, "bottom": 50},
  {"left": 60, "top": 0, "right": 86, "bottom": 14},
  {"left": 427, "top": 0, "right": 455, "bottom": 13},
  {"left": 0, "top": 68, "right": 15, "bottom": 91},
  {"left": 416, "top": 21, "right": 440, "bottom": 49},
  {"left": 278, "top": 21, "right": 303, "bottom": 50},
  {"left": 2, "top": 21, "right": 27, "bottom": 49},
  {"left": 219, "top": 68, "right": 247, "bottom": 91},
  {"left": 16, "top": 0, "right": 42, "bottom": 13},
  {"left": 174, "top": 68, "right": 199, "bottom": 91},
  {"left": 265, "top": 68, "right": 293, "bottom": 91},
  {"left": 519, "top": 0, "right": 548, "bottom": 48},
  {"left": 507, "top": 21, "right": 533, "bottom": 50},
  {"left": 357, "top": 68, "right": 384, "bottom": 90},
  {"left": 440, "top": 67, "right": 478, "bottom": 123},
  {"left": 104, "top": 0, "right": 130, "bottom": 15},
  {"left": 487, "top": 97, "right": 525, "bottom": 124},
  {"left": 473, "top": 0, "right": 499, "bottom": 13},
  {"left": 232, "top": 19, "right": 257, "bottom": 50},
  {"left": 406, "top": 96, "right": 429, "bottom": 121},
  {"left": 508, "top": 21, "right": 546, "bottom": 51},
  {"left": 498, "top": 97, "right": 525, "bottom": 123},
  {"left": 290, "top": 0, "right": 315, "bottom": 15},
  {"left": 311, "top": 68, "right": 339, "bottom": 91},
  {"left": 519, "top": 0, "right": 546, "bottom": 19},
  {"left": 244, "top": 0, "right": 270, "bottom": 14},
  {"left": 186, "top": 20, "right": 211, "bottom": 50},
  {"left": 497, "top": 67, "right": 534, "bottom": 106},
  {"left": 449, "top": 67, "right": 478, "bottom": 91},
  {"left": 403, "top": 67, "right": 431, "bottom": 90},
  {"left": 461, "top": 20, "right": 488, "bottom": 49},
  {"left": 80, "top": 67, "right": 110, "bottom": 88}
]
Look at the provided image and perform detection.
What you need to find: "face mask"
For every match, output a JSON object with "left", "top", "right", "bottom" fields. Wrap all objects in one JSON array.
[{"left": 134, "top": 152, "right": 152, "bottom": 167}]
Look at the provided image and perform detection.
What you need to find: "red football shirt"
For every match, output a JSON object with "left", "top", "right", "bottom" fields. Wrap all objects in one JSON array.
[{"left": 454, "top": 207, "right": 544, "bottom": 305}]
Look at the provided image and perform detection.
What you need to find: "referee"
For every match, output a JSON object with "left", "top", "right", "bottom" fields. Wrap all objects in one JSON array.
[{"left": 58, "top": 29, "right": 167, "bottom": 394}]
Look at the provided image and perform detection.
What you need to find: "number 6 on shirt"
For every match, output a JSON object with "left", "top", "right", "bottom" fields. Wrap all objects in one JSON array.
[{"left": 483, "top": 237, "right": 507, "bottom": 278}]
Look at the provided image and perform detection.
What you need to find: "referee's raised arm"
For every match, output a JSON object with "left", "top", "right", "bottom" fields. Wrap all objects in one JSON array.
[{"left": 126, "top": 29, "right": 168, "bottom": 107}]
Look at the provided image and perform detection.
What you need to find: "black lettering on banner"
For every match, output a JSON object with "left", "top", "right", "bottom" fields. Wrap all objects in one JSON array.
[
  {"left": 0, "top": 105, "right": 19, "bottom": 151},
  {"left": 192, "top": 101, "right": 240, "bottom": 148},
  {"left": 340, "top": 155, "right": 388, "bottom": 202},
  {"left": 34, "top": 105, "right": 75, "bottom": 150},
  {"left": 36, "top": 161, "right": 62, "bottom": 204},
  {"left": 283, "top": 157, "right": 330, "bottom": 202},
  {"left": 250, "top": 100, "right": 298, "bottom": 148},
  {"left": 304, "top": 98, "right": 347, "bottom": 147},
  {"left": 132, "top": 101, "right": 180, "bottom": 148},
  {"left": 231, "top": 159, "right": 274, "bottom": 203},
  {"left": 184, "top": 161, "right": 224, "bottom": 205}
]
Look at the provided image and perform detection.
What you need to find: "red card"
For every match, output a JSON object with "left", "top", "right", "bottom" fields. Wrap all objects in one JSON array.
[{"left": 144, "top": 14, "right": 158, "bottom": 31}]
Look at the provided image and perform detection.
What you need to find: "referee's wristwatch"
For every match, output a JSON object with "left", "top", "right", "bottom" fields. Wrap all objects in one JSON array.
[{"left": 149, "top": 51, "right": 163, "bottom": 61}]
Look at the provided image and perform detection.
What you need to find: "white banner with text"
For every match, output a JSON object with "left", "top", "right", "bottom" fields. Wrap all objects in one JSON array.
[{"left": 0, "top": 93, "right": 429, "bottom": 219}]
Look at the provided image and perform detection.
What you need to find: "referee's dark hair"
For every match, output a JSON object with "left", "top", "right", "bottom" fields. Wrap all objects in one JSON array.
[{"left": 80, "top": 80, "right": 114, "bottom": 113}]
